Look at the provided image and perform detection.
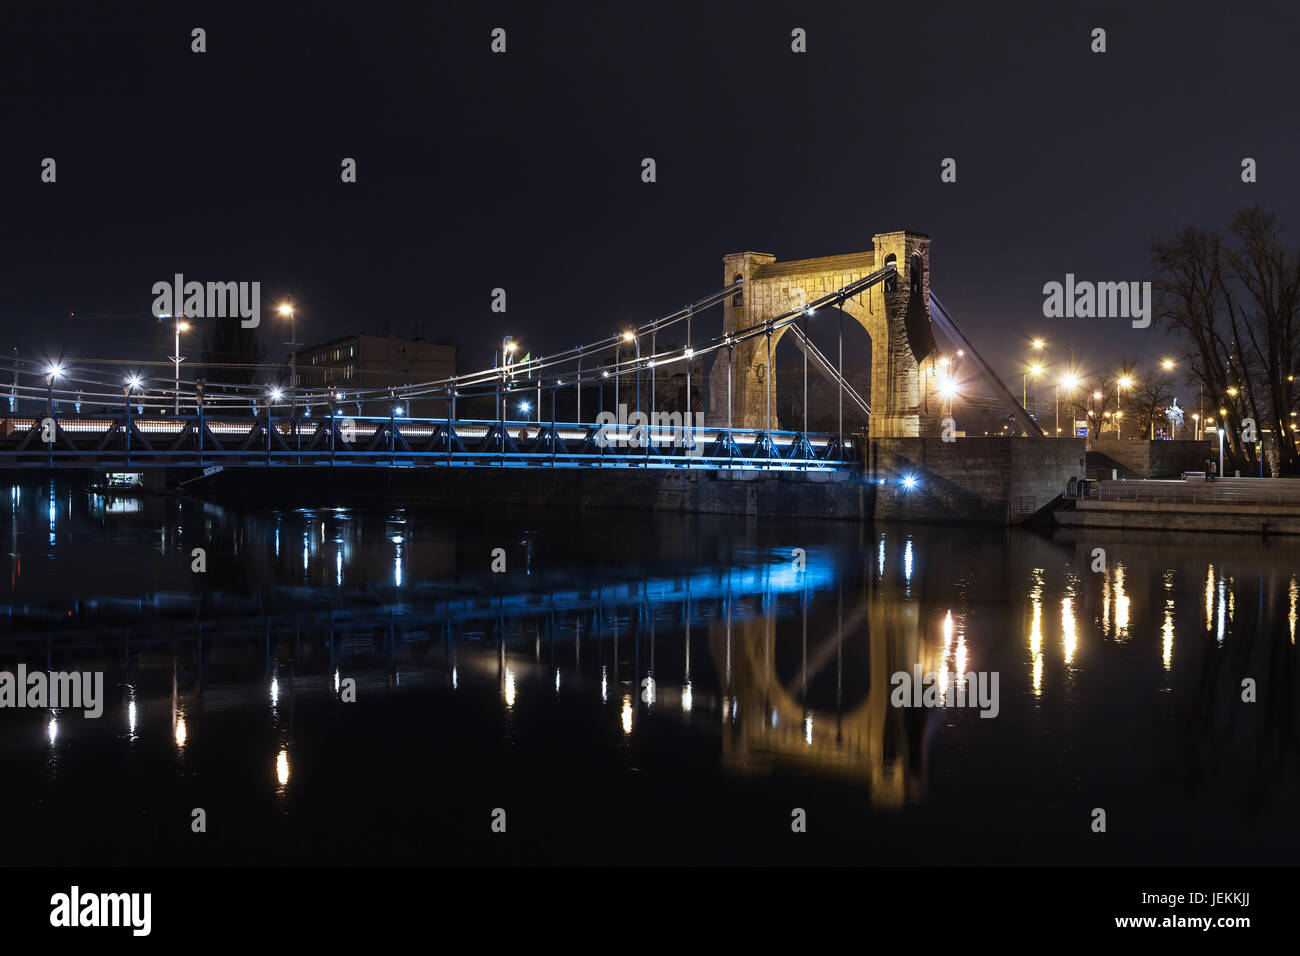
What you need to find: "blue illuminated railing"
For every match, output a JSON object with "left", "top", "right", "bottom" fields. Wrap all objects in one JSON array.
[{"left": 0, "top": 413, "right": 859, "bottom": 471}]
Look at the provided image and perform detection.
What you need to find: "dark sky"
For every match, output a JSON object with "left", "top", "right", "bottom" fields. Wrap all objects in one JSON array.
[{"left": 1, "top": 1, "right": 1297, "bottom": 397}]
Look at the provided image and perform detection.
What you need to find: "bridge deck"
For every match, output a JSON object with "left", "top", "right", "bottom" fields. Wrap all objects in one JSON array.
[{"left": 0, "top": 414, "right": 859, "bottom": 472}]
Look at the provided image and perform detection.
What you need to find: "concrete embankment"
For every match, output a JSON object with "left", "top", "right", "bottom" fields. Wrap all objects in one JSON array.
[
  {"left": 1055, "top": 499, "right": 1300, "bottom": 535},
  {"left": 182, "top": 465, "right": 878, "bottom": 521},
  {"left": 1054, "top": 477, "right": 1300, "bottom": 535}
]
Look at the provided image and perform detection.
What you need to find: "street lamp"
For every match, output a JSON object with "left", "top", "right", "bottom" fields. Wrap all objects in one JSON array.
[
  {"left": 498, "top": 336, "right": 517, "bottom": 422},
  {"left": 1057, "top": 374, "right": 1079, "bottom": 438},
  {"left": 170, "top": 315, "right": 190, "bottom": 414},
  {"left": 123, "top": 374, "right": 141, "bottom": 464},
  {"left": 623, "top": 330, "right": 641, "bottom": 417},
  {"left": 1116, "top": 376, "right": 1133, "bottom": 439},
  {"left": 939, "top": 375, "right": 958, "bottom": 418},
  {"left": 45, "top": 363, "right": 63, "bottom": 465},
  {"left": 279, "top": 302, "right": 297, "bottom": 419},
  {"left": 1023, "top": 363, "right": 1043, "bottom": 413}
]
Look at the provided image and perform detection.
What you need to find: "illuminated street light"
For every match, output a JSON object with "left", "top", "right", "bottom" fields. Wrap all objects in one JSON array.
[
  {"left": 1161, "top": 359, "right": 1175, "bottom": 371},
  {"left": 278, "top": 301, "right": 299, "bottom": 420},
  {"left": 1116, "top": 376, "right": 1133, "bottom": 439},
  {"left": 1057, "top": 374, "right": 1079, "bottom": 437},
  {"left": 1022, "top": 363, "right": 1043, "bottom": 413},
  {"left": 171, "top": 315, "right": 189, "bottom": 415}
]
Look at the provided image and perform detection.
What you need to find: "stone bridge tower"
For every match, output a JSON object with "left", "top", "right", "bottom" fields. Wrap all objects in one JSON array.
[{"left": 707, "top": 230, "right": 943, "bottom": 438}]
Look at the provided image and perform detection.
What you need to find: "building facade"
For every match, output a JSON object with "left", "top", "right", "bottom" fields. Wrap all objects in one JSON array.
[{"left": 295, "top": 334, "right": 455, "bottom": 417}]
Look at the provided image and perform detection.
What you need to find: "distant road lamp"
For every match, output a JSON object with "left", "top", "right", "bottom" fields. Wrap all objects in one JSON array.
[
  {"left": 1057, "top": 374, "right": 1079, "bottom": 437},
  {"left": 1023, "top": 363, "right": 1043, "bottom": 414},
  {"left": 623, "top": 330, "right": 641, "bottom": 416},
  {"left": 169, "top": 315, "right": 190, "bottom": 414},
  {"left": 45, "top": 363, "right": 62, "bottom": 466},
  {"left": 1116, "top": 375, "right": 1133, "bottom": 439},
  {"left": 124, "top": 374, "right": 142, "bottom": 463},
  {"left": 279, "top": 302, "right": 297, "bottom": 418},
  {"left": 46, "top": 362, "right": 63, "bottom": 412},
  {"left": 939, "top": 374, "right": 958, "bottom": 418},
  {"left": 499, "top": 336, "right": 517, "bottom": 422}
]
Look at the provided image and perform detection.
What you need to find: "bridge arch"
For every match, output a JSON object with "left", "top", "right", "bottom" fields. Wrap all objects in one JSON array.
[
  {"left": 706, "top": 231, "right": 942, "bottom": 438},
  {"left": 770, "top": 304, "right": 871, "bottom": 434}
]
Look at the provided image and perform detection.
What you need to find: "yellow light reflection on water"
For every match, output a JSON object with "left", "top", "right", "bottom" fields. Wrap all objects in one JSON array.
[
  {"left": 1101, "top": 567, "right": 1111, "bottom": 635},
  {"left": 1061, "top": 596, "right": 1077, "bottom": 666},
  {"left": 1217, "top": 578, "right": 1227, "bottom": 644},
  {"left": 503, "top": 668, "right": 516, "bottom": 709},
  {"left": 621, "top": 695, "right": 633, "bottom": 735},
  {"left": 939, "top": 610, "right": 955, "bottom": 701},
  {"left": 1205, "top": 564, "right": 1215, "bottom": 631},
  {"left": 1290, "top": 576, "right": 1297, "bottom": 644},
  {"left": 1162, "top": 570, "right": 1175, "bottom": 670},
  {"left": 174, "top": 714, "right": 188, "bottom": 750},
  {"left": 1028, "top": 570, "right": 1044, "bottom": 696},
  {"left": 1113, "top": 565, "right": 1130, "bottom": 639},
  {"left": 276, "top": 749, "right": 290, "bottom": 787}
]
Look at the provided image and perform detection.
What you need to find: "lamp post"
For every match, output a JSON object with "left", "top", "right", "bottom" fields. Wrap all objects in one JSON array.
[
  {"left": 46, "top": 363, "right": 62, "bottom": 465},
  {"left": 1057, "top": 374, "right": 1078, "bottom": 438},
  {"left": 1116, "top": 376, "right": 1133, "bottom": 439},
  {"left": 124, "top": 375, "right": 141, "bottom": 466},
  {"left": 623, "top": 331, "right": 640, "bottom": 416},
  {"left": 499, "top": 336, "right": 516, "bottom": 423},
  {"left": 171, "top": 315, "right": 190, "bottom": 415},
  {"left": 1022, "top": 363, "right": 1043, "bottom": 425},
  {"left": 279, "top": 302, "right": 297, "bottom": 421},
  {"left": 1159, "top": 360, "right": 1176, "bottom": 437}
]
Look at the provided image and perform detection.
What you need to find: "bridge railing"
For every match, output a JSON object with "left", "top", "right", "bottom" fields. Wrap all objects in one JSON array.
[{"left": 0, "top": 413, "right": 859, "bottom": 471}]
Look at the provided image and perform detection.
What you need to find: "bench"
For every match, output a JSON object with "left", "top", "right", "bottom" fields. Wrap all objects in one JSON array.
[{"left": 1182, "top": 471, "right": 1207, "bottom": 481}]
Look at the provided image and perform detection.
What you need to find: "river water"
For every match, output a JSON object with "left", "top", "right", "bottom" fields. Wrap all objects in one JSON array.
[{"left": 0, "top": 480, "right": 1296, "bottom": 865}]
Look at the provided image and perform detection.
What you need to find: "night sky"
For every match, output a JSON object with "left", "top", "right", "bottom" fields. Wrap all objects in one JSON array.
[{"left": 2, "top": 1, "right": 1297, "bottom": 395}]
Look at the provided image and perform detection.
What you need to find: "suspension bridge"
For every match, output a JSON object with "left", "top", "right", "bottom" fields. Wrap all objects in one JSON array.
[{"left": 0, "top": 231, "right": 1039, "bottom": 476}]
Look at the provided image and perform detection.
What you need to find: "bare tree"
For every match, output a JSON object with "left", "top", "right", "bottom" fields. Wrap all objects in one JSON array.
[{"left": 1150, "top": 210, "right": 1300, "bottom": 474}]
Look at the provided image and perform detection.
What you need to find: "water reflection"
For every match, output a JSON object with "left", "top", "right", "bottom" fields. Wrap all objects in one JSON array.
[{"left": 0, "top": 484, "right": 1297, "bottom": 862}]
